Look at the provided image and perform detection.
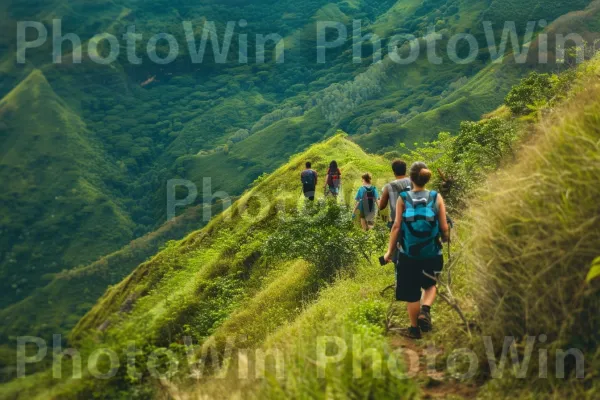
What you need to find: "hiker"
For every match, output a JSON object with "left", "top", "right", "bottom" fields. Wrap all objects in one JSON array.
[
  {"left": 300, "top": 161, "right": 318, "bottom": 201},
  {"left": 383, "top": 162, "right": 449, "bottom": 339},
  {"left": 353, "top": 173, "right": 380, "bottom": 230},
  {"left": 379, "top": 160, "right": 411, "bottom": 230},
  {"left": 324, "top": 160, "right": 342, "bottom": 197}
]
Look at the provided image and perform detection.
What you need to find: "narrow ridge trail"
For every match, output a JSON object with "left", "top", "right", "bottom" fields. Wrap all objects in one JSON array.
[{"left": 387, "top": 332, "right": 479, "bottom": 399}]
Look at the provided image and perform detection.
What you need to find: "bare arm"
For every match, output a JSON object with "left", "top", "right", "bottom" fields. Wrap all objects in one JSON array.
[
  {"left": 384, "top": 197, "right": 404, "bottom": 262},
  {"left": 379, "top": 185, "right": 389, "bottom": 210},
  {"left": 437, "top": 194, "right": 450, "bottom": 242}
]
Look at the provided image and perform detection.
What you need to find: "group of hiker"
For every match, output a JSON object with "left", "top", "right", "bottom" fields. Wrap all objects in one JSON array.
[
  {"left": 300, "top": 160, "right": 450, "bottom": 339},
  {"left": 300, "top": 160, "right": 341, "bottom": 201},
  {"left": 300, "top": 161, "right": 380, "bottom": 230}
]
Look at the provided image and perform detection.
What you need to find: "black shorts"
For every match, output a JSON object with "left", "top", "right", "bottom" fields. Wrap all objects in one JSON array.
[
  {"left": 395, "top": 254, "right": 443, "bottom": 302},
  {"left": 303, "top": 184, "right": 316, "bottom": 200}
]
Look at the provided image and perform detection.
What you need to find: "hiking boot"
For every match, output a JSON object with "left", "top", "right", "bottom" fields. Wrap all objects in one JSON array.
[
  {"left": 418, "top": 310, "right": 432, "bottom": 332},
  {"left": 400, "top": 326, "right": 422, "bottom": 339}
]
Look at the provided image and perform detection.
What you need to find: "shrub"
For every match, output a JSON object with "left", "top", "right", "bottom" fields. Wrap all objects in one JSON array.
[
  {"left": 504, "top": 72, "right": 554, "bottom": 115},
  {"left": 401, "top": 117, "right": 520, "bottom": 211},
  {"left": 264, "top": 199, "right": 372, "bottom": 281}
]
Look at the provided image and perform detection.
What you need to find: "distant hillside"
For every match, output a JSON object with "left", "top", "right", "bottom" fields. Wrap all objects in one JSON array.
[
  {"left": 0, "top": 70, "right": 135, "bottom": 308},
  {"left": 0, "top": 201, "right": 221, "bottom": 379}
]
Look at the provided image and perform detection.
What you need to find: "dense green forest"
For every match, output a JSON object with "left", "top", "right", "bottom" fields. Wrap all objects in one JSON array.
[{"left": 1, "top": 0, "right": 600, "bottom": 398}]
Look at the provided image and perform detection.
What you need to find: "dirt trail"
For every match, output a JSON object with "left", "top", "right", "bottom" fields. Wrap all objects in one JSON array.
[{"left": 388, "top": 332, "right": 478, "bottom": 399}]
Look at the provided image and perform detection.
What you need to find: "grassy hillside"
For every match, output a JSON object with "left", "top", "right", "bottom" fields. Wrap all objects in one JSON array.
[
  {"left": 175, "top": 54, "right": 600, "bottom": 400},
  {"left": 1, "top": 0, "right": 599, "bottom": 388},
  {"left": 0, "top": 201, "right": 231, "bottom": 382},
  {"left": 462, "top": 56, "right": 600, "bottom": 398},
  {"left": 0, "top": 134, "right": 401, "bottom": 398},
  {"left": 71, "top": 134, "right": 393, "bottom": 341},
  {"left": 355, "top": 0, "right": 600, "bottom": 151},
  {"left": 3, "top": 52, "right": 600, "bottom": 397},
  {"left": 0, "top": 69, "right": 135, "bottom": 308}
]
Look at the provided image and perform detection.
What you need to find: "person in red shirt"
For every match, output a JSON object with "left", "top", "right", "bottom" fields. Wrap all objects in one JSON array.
[{"left": 324, "top": 160, "right": 342, "bottom": 197}]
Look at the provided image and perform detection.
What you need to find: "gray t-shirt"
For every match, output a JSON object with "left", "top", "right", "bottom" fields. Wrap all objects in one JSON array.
[{"left": 386, "top": 178, "right": 411, "bottom": 223}]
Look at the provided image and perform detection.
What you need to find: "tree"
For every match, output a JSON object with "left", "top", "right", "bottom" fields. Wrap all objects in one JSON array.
[{"left": 504, "top": 72, "right": 553, "bottom": 115}]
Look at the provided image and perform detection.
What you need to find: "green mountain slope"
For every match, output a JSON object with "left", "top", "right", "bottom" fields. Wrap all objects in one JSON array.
[
  {"left": 0, "top": 69, "right": 134, "bottom": 308},
  {"left": 0, "top": 134, "right": 402, "bottom": 398},
  {"left": 174, "top": 51, "right": 600, "bottom": 400},
  {"left": 3, "top": 52, "right": 600, "bottom": 397},
  {"left": 1, "top": 0, "right": 599, "bottom": 377},
  {"left": 354, "top": 0, "right": 600, "bottom": 151},
  {"left": 456, "top": 55, "right": 600, "bottom": 399},
  {"left": 0, "top": 204, "right": 207, "bottom": 344},
  {"left": 71, "top": 134, "right": 392, "bottom": 341}
]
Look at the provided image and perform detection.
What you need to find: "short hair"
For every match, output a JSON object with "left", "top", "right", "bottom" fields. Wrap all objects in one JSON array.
[
  {"left": 391, "top": 160, "right": 407, "bottom": 176},
  {"left": 305, "top": 161, "right": 311, "bottom": 168},
  {"left": 409, "top": 162, "right": 432, "bottom": 187},
  {"left": 362, "top": 172, "right": 372, "bottom": 183}
]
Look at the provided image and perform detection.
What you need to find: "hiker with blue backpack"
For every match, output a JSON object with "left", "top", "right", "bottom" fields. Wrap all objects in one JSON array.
[
  {"left": 300, "top": 161, "right": 318, "bottom": 201},
  {"left": 353, "top": 173, "right": 380, "bottom": 231},
  {"left": 324, "top": 160, "right": 342, "bottom": 197},
  {"left": 383, "top": 162, "right": 450, "bottom": 339}
]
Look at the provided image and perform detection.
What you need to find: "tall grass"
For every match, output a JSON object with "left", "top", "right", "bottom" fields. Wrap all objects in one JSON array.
[{"left": 464, "top": 65, "right": 600, "bottom": 395}]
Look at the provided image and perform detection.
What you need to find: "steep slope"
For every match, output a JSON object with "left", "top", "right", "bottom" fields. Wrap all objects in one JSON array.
[
  {"left": 354, "top": 0, "right": 600, "bottom": 151},
  {"left": 463, "top": 56, "right": 600, "bottom": 398},
  {"left": 4, "top": 55, "right": 600, "bottom": 397},
  {"left": 0, "top": 134, "right": 401, "bottom": 398},
  {"left": 72, "top": 134, "right": 392, "bottom": 340},
  {"left": 0, "top": 0, "right": 412, "bottom": 315},
  {"left": 0, "top": 70, "right": 135, "bottom": 308},
  {"left": 1, "top": 1, "right": 599, "bottom": 386}
]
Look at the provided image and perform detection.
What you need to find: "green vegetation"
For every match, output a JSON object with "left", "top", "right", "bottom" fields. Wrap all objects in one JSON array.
[
  {"left": 1, "top": 0, "right": 595, "bottom": 315},
  {"left": 2, "top": 0, "right": 600, "bottom": 398},
  {"left": 0, "top": 134, "right": 398, "bottom": 398},
  {"left": 3, "top": 53, "right": 600, "bottom": 398},
  {"left": 463, "top": 58, "right": 600, "bottom": 398},
  {"left": 0, "top": 70, "right": 135, "bottom": 307},
  {"left": 0, "top": 202, "right": 220, "bottom": 381}
]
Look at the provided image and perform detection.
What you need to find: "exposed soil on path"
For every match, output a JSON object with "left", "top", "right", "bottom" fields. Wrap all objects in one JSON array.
[{"left": 388, "top": 332, "right": 479, "bottom": 399}]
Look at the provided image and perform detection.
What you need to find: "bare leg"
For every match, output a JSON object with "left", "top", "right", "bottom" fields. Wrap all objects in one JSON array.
[
  {"left": 407, "top": 302, "right": 420, "bottom": 327},
  {"left": 360, "top": 218, "right": 368, "bottom": 231},
  {"left": 421, "top": 285, "right": 437, "bottom": 307}
]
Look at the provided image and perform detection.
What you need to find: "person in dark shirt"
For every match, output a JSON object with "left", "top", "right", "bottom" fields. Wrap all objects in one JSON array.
[{"left": 300, "top": 161, "right": 318, "bottom": 201}]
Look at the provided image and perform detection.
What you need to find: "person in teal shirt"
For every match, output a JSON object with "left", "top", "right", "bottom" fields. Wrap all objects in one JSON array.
[{"left": 353, "top": 173, "right": 380, "bottom": 230}]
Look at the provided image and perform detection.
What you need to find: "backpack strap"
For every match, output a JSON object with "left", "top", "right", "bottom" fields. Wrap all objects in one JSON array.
[{"left": 428, "top": 190, "right": 438, "bottom": 206}]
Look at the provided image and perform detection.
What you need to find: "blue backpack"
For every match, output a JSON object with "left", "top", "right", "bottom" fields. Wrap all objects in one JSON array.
[
  {"left": 301, "top": 170, "right": 316, "bottom": 186},
  {"left": 399, "top": 190, "right": 440, "bottom": 259}
]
